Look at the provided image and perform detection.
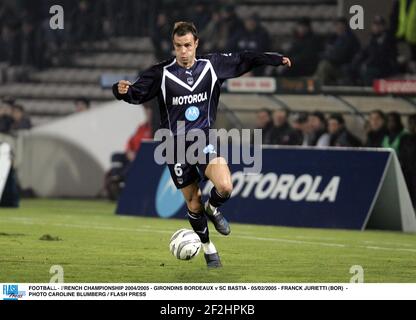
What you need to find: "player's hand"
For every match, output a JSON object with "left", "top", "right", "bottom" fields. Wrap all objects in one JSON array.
[
  {"left": 282, "top": 57, "right": 292, "bottom": 67},
  {"left": 118, "top": 80, "right": 132, "bottom": 95}
]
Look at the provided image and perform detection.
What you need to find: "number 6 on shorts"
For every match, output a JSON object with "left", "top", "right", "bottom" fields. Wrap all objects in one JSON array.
[{"left": 174, "top": 163, "right": 183, "bottom": 177}]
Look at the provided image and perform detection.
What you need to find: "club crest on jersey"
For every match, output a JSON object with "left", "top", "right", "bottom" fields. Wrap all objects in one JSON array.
[
  {"left": 203, "top": 144, "right": 217, "bottom": 155},
  {"left": 187, "top": 77, "right": 194, "bottom": 86},
  {"left": 185, "top": 106, "right": 200, "bottom": 121}
]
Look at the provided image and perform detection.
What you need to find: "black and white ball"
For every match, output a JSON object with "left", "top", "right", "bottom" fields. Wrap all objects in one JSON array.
[{"left": 169, "top": 229, "right": 201, "bottom": 260}]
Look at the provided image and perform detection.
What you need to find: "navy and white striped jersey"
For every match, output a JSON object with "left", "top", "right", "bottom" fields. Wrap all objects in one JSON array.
[{"left": 113, "top": 51, "right": 284, "bottom": 134}]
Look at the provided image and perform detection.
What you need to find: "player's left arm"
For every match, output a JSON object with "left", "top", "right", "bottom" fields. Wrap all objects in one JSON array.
[{"left": 207, "top": 51, "right": 291, "bottom": 80}]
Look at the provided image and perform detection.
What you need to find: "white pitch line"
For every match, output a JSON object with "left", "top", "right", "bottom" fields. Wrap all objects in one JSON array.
[
  {"left": 0, "top": 218, "right": 174, "bottom": 235},
  {"left": 233, "top": 235, "right": 346, "bottom": 248},
  {"left": 362, "top": 246, "right": 416, "bottom": 253},
  {"left": 362, "top": 240, "right": 416, "bottom": 247},
  {"left": 0, "top": 217, "right": 345, "bottom": 248},
  {"left": 1, "top": 217, "right": 416, "bottom": 253}
]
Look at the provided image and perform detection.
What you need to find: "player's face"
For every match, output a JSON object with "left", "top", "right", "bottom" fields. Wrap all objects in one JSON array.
[{"left": 173, "top": 33, "right": 198, "bottom": 68}]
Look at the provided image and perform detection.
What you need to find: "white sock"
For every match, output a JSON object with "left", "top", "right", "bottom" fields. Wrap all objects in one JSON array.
[{"left": 202, "top": 241, "right": 217, "bottom": 254}]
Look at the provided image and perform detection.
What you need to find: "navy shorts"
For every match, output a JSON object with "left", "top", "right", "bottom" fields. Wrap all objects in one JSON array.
[{"left": 166, "top": 131, "right": 219, "bottom": 189}]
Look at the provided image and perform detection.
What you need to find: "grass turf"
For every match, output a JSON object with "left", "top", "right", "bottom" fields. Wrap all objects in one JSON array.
[{"left": 0, "top": 199, "right": 415, "bottom": 283}]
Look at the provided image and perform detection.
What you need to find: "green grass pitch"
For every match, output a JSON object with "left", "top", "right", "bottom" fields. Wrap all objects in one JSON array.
[{"left": 0, "top": 199, "right": 415, "bottom": 283}]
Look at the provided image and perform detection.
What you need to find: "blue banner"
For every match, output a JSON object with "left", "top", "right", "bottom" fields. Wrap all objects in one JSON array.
[{"left": 116, "top": 143, "right": 390, "bottom": 230}]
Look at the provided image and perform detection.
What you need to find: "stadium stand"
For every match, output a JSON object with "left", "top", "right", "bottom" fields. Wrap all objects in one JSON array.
[{"left": 0, "top": 0, "right": 415, "bottom": 138}]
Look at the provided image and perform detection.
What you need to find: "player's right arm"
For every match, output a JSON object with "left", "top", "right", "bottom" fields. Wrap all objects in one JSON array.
[{"left": 112, "top": 66, "right": 161, "bottom": 104}]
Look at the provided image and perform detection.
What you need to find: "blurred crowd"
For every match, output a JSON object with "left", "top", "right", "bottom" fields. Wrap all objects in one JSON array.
[
  {"left": 255, "top": 108, "right": 416, "bottom": 204},
  {"left": 0, "top": 0, "right": 156, "bottom": 68},
  {"left": 152, "top": 1, "right": 271, "bottom": 76},
  {"left": 0, "top": 98, "right": 32, "bottom": 134},
  {"left": 0, "top": 96, "right": 92, "bottom": 135},
  {"left": 1, "top": 1, "right": 415, "bottom": 203},
  {"left": 1, "top": 0, "right": 415, "bottom": 84},
  {"left": 255, "top": 108, "right": 416, "bottom": 149},
  {"left": 154, "top": 0, "right": 416, "bottom": 83}
]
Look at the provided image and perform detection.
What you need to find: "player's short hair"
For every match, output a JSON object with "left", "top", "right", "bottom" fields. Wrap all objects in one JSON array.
[{"left": 172, "top": 21, "right": 198, "bottom": 41}]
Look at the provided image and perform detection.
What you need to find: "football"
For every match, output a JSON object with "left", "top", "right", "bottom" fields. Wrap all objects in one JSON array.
[{"left": 169, "top": 229, "right": 201, "bottom": 260}]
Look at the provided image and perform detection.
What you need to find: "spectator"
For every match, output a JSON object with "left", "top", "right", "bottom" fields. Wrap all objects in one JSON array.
[
  {"left": 74, "top": 97, "right": 90, "bottom": 113},
  {"left": 151, "top": 12, "right": 173, "bottom": 61},
  {"left": 391, "top": 0, "right": 416, "bottom": 69},
  {"left": 229, "top": 14, "right": 270, "bottom": 53},
  {"left": 125, "top": 106, "right": 153, "bottom": 162},
  {"left": 192, "top": 3, "right": 213, "bottom": 33},
  {"left": 347, "top": 16, "right": 397, "bottom": 85},
  {"left": 314, "top": 17, "right": 361, "bottom": 85},
  {"left": 0, "top": 100, "right": 14, "bottom": 134},
  {"left": 0, "top": 142, "right": 19, "bottom": 208},
  {"left": 366, "top": 110, "right": 388, "bottom": 147},
  {"left": 255, "top": 108, "right": 274, "bottom": 145},
  {"left": 308, "top": 111, "right": 330, "bottom": 147},
  {"left": 270, "top": 109, "right": 302, "bottom": 145},
  {"left": 281, "top": 17, "right": 322, "bottom": 77},
  {"left": 204, "top": 5, "right": 243, "bottom": 53},
  {"left": 11, "top": 104, "right": 32, "bottom": 130},
  {"left": 399, "top": 114, "right": 416, "bottom": 206},
  {"left": 199, "top": 11, "right": 224, "bottom": 52},
  {"left": 382, "top": 112, "right": 408, "bottom": 153},
  {"left": 20, "top": 17, "right": 42, "bottom": 67},
  {"left": 70, "top": 0, "right": 94, "bottom": 44},
  {"left": 0, "top": 22, "right": 21, "bottom": 65},
  {"left": 292, "top": 112, "right": 311, "bottom": 146},
  {"left": 0, "top": 2, "right": 18, "bottom": 27},
  {"left": 328, "top": 113, "right": 362, "bottom": 147},
  {"left": 221, "top": 5, "right": 245, "bottom": 50},
  {"left": 228, "top": 14, "right": 270, "bottom": 76},
  {"left": 105, "top": 104, "right": 153, "bottom": 200}
]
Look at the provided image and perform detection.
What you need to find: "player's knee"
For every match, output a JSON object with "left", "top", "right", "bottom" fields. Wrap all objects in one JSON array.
[
  {"left": 187, "top": 200, "right": 203, "bottom": 213},
  {"left": 216, "top": 181, "right": 233, "bottom": 198},
  {"left": 185, "top": 193, "right": 203, "bottom": 213}
]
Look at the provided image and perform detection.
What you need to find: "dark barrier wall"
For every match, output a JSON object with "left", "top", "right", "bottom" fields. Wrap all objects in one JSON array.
[{"left": 117, "top": 142, "right": 392, "bottom": 230}]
